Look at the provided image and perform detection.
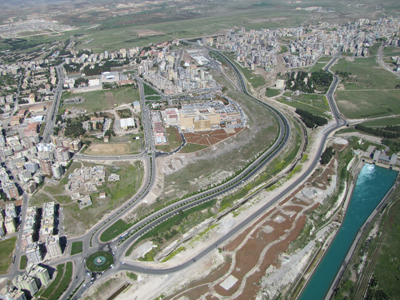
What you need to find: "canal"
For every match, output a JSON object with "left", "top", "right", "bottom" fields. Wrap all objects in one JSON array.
[{"left": 298, "top": 163, "right": 398, "bottom": 300}]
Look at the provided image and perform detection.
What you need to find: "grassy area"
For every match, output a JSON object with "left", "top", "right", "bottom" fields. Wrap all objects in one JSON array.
[
  {"left": 336, "top": 90, "right": 400, "bottom": 119},
  {"left": 161, "top": 246, "right": 186, "bottom": 262},
  {"left": 383, "top": 46, "right": 400, "bottom": 57},
  {"left": 138, "top": 248, "right": 157, "bottom": 261},
  {"left": 360, "top": 117, "right": 400, "bottom": 127},
  {"left": 64, "top": 1, "right": 316, "bottom": 53},
  {"left": 146, "top": 95, "right": 161, "bottom": 100},
  {"left": 265, "top": 88, "right": 281, "bottom": 97},
  {"left": 70, "top": 241, "right": 83, "bottom": 255},
  {"left": 19, "top": 255, "right": 27, "bottom": 270},
  {"left": 100, "top": 219, "right": 129, "bottom": 242},
  {"left": 308, "top": 56, "right": 332, "bottom": 72},
  {"left": 48, "top": 262, "right": 73, "bottom": 300},
  {"left": 276, "top": 96, "right": 330, "bottom": 117},
  {"left": 371, "top": 199, "right": 400, "bottom": 298},
  {"left": 143, "top": 83, "right": 158, "bottom": 96},
  {"left": 126, "top": 272, "right": 138, "bottom": 281},
  {"left": 86, "top": 251, "right": 114, "bottom": 272},
  {"left": 331, "top": 57, "right": 399, "bottom": 90},
  {"left": 61, "top": 86, "right": 140, "bottom": 113},
  {"left": 29, "top": 192, "right": 56, "bottom": 206},
  {"left": 126, "top": 199, "right": 217, "bottom": 257},
  {"left": 279, "top": 45, "right": 289, "bottom": 54},
  {"left": 179, "top": 143, "right": 208, "bottom": 153},
  {"left": 335, "top": 127, "right": 357, "bottom": 134},
  {"left": 0, "top": 237, "right": 16, "bottom": 274},
  {"left": 41, "top": 264, "right": 65, "bottom": 299},
  {"left": 156, "top": 126, "right": 182, "bottom": 152}
]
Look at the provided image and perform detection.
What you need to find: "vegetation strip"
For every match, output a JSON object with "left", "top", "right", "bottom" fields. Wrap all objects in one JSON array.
[{"left": 70, "top": 241, "right": 83, "bottom": 255}]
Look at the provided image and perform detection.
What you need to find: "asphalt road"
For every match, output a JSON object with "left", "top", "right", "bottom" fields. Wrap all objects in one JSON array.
[
  {"left": 110, "top": 52, "right": 346, "bottom": 276},
  {"left": 68, "top": 50, "right": 346, "bottom": 299},
  {"left": 42, "top": 63, "right": 65, "bottom": 143},
  {"left": 61, "top": 48, "right": 292, "bottom": 299},
  {"left": 3, "top": 49, "right": 345, "bottom": 300}
]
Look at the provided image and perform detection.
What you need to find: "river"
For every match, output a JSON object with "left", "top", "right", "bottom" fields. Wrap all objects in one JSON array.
[{"left": 298, "top": 163, "right": 398, "bottom": 300}]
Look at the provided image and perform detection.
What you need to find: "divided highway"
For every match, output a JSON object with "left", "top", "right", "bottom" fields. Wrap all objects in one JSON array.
[
  {"left": 32, "top": 50, "right": 344, "bottom": 300},
  {"left": 112, "top": 52, "right": 346, "bottom": 276}
]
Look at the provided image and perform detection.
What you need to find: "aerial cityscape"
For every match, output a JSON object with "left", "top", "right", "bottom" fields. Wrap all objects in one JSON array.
[{"left": 0, "top": 0, "right": 400, "bottom": 299}]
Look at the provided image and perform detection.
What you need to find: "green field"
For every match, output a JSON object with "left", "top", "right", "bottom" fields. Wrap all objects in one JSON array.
[
  {"left": 277, "top": 94, "right": 330, "bottom": 117},
  {"left": 0, "top": 237, "right": 16, "bottom": 274},
  {"left": 331, "top": 57, "right": 400, "bottom": 119},
  {"left": 180, "top": 143, "right": 208, "bottom": 153},
  {"left": 361, "top": 117, "right": 400, "bottom": 127},
  {"left": 19, "top": 255, "right": 27, "bottom": 270},
  {"left": 265, "top": 88, "right": 281, "bottom": 97},
  {"left": 143, "top": 83, "right": 159, "bottom": 96},
  {"left": 61, "top": 86, "right": 140, "bottom": 113},
  {"left": 383, "top": 46, "right": 400, "bottom": 57},
  {"left": 336, "top": 90, "right": 400, "bottom": 119},
  {"left": 331, "top": 57, "right": 399, "bottom": 90},
  {"left": 100, "top": 219, "right": 128, "bottom": 242},
  {"left": 86, "top": 251, "right": 114, "bottom": 272},
  {"left": 70, "top": 241, "right": 83, "bottom": 255}
]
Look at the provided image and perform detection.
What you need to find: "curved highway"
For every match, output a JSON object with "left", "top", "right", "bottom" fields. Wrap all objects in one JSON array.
[
  {"left": 52, "top": 50, "right": 344, "bottom": 299},
  {"left": 111, "top": 51, "right": 347, "bottom": 276}
]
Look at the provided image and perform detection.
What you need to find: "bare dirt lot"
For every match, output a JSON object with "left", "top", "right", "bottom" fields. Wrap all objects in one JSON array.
[
  {"left": 135, "top": 29, "right": 164, "bottom": 37},
  {"left": 85, "top": 143, "right": 131, "bottom": 155},
  {"left": 105, "top": 92, "right": 115, "bottom": 107},
  {"left": 162, "top": 154, "right": 342, "bottom": 300},
  {"left": 183, "top": 128, "right": 242, "bottom": 146}
]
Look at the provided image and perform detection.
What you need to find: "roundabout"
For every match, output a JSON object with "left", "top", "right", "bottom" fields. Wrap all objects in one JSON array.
[{"left": 86, "top": 251, "right": 114, "bottom": 272}]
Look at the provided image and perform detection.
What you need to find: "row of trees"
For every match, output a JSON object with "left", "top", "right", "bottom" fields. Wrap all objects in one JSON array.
[
  {"left": 296, "top": 108, "right": 328, "bottom": 128},
  {"left": 355, "top": 124, "right": 400, "bottom": 139}
]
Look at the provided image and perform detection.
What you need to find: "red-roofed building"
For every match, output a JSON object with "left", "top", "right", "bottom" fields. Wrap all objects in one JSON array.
[
  {"left": 24, "top": 122, "right": 39, "bottom": 137},
  {"left": 17, "top": 109, "right": 27, "bottom": 117},
  {"left": 154, "top": 122, "right": 164, "bottom": 136}
]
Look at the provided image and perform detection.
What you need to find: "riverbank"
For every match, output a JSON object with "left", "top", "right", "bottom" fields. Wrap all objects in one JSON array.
[
  {"left": 298, "top": 163, "right": 398, "bottom": 300},
  {"left": 325, "top": 170, "right": 400, "bottom": 299}
]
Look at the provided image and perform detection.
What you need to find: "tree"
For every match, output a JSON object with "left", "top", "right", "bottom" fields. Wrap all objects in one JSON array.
[{"left": 321, "top": 147, "right": 334, "bottom": 165}]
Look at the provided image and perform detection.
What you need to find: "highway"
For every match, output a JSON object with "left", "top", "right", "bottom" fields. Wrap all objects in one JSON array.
[
  {"left": 42, "top": 63, "right": 66, "bottom": 143},
  {"left": 69, "top": 51, "right": 347, "bottom": 300},
  {"left": 3, "top": 47, "right": 345, "bottom": 300},
  {"left": 67, "top": 50, "right": 346, "bottom": 299},
  {"left": 59, "top": 48, "right": 293, "bottom": 299},
  {"left": 109, "top": 51, "right": 346, "bottom": 276}
]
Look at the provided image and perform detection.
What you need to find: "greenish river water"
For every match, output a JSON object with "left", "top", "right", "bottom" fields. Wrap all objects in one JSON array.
[{"left": 298, "top": 164, "right": 397, "bottom": 300}]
